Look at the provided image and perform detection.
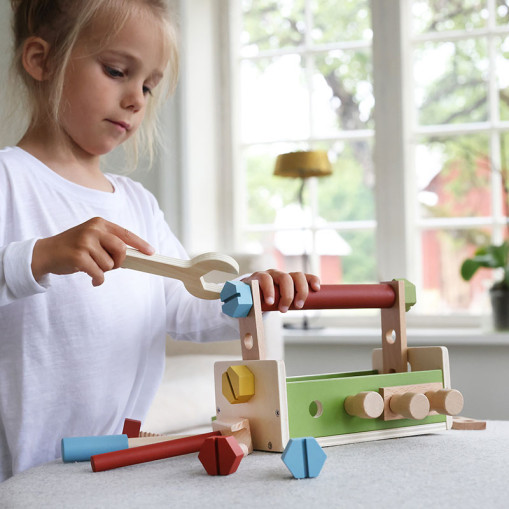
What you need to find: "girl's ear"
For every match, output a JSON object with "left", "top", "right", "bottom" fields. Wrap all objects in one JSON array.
[{"left": 22, "top": 37, "right": 51, "bottom": 81}]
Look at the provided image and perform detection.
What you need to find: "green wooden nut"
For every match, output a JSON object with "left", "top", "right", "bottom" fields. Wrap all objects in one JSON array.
[
  {"left": 222, "top": 365, "right": 255, "bottom": 404},
  {"left": 395, "top": 279, "right": 416, "bottom": 312}
]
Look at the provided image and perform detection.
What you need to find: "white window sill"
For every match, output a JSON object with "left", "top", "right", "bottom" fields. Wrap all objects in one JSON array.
[{"left": 283, "top": 327, "right": 509, "bottom": 347}]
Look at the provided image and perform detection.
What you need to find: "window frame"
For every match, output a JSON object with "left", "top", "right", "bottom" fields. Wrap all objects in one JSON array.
[{"left": 214, "top": 0, "right": 509, "bottom": 328}]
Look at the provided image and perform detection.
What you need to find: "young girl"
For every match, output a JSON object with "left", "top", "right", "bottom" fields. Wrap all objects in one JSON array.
[{"left": 0, "top": 0, "right": 319, "bottom": 481}]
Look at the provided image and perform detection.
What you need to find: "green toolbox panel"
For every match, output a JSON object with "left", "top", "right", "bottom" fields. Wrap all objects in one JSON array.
[{"left": 286, "top": 369, "right": 446, "bottom": 438}]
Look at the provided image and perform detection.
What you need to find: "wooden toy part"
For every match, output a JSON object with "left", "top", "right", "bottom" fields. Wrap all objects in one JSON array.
[
  {"left": 122, "top": 248, "right": 239, "bottom": 300},
  {"left": 389, "top": 392, "right": 430, "bottom": 421},
  {"left": 61, "top": 435, "right": 129, "bottom": 463},
  {"left": 373, "top": 346, "right": 454, "bottom": 430},
  {"left": 122, "top": 418, "right": 141, "bottom": 439},
  {"left": 127, "top": 435, "right": 191, "bottom": 447},
  {"left": 91, "top": 431, "right": 221, "bottom": 472},
  {"left": 222, "top": 365, "right": 255, "bottom": 404},
  {"left": 214, "top": 360, "right": 289, "bottom": 452},
  {"left": 452, "top": 416, "right": 487, "bottom": 430},
  {"left": 239, "top": 280, "right": 266, "bottom": 360},
  {"left": 426, "top": 389, "right": 464, "bottom": 416},
  {"left": 198, "top": 436, "right": 244, "bottom": 476},
  {"left": 381, "top": 280, "right": 408, "bottom": 373},
  {"left": 212, "top": 418, "right": 253, "bottom": 456},
  {"left": 380, "top": 382, "right": 442, "bottom": 421},
  {"left": 281, "top": 437, "right": 327, "bottom": 479},
  {"left": 344, "top": 391, "right": 385, "bottom": 419},
  {"left": 261, "top": 283, "right": 397, "bottom": 311}
]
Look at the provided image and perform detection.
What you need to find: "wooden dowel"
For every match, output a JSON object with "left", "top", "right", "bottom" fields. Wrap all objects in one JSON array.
[
  {"left": 91, "top": 431, "right": 221, "bottom": 472},
  {"left": 261, "top": 284, "right": 396, "bottom": 311}
]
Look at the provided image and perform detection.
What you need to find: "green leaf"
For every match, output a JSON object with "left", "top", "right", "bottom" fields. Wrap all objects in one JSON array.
[{"left": 460, "top": 258, "right": 481, "bottom": 281}]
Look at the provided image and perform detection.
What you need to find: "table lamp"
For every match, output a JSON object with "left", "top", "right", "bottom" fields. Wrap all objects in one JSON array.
[
  {"left": 274, "top": 150, "right": 332, "bottom": 205},
  {"left": 273, "top": 150, "right": 332, "bottom": 329}
]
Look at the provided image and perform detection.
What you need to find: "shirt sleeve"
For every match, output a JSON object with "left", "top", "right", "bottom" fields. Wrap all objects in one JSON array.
[{"left": 0, "top": 238, "right": 50, "bottom": 306}]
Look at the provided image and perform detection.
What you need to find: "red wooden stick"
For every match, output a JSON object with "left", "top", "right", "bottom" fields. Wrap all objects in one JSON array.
[
  {"left": 91, "top": 431, "right": 221, "bottom": 472},
  {"left": 261, "top": 284, "right": 396, "bottom": 311}
]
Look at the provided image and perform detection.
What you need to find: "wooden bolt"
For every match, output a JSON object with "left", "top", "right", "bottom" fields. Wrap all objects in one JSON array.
[
  {"left": 426, "top": 389, "right": 464, "bottom": 416},
  {"left": 221, "top": 365, "right": 255, "bottom": 404},
  {"left": 389, "top": 392, "right": 430, "bottom": 420},
  {"left": 344, "top": 391, "right": 384, "bottom": 419},
  {"left": 198, "top": 436, "right": 244, "bottom": 476}
]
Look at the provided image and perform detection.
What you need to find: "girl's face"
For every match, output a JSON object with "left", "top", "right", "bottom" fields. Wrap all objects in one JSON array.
[{"left": 59, "top": 11, "right": 167, "bottom": 158}]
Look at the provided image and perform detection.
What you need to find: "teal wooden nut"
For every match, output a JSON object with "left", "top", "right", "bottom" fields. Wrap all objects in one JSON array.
[
  {"left": 281, "top": 437, "right": 326, "bottom": 479},
  {"left": 220, "top": 281, "right": 253, "bottom": 318}
]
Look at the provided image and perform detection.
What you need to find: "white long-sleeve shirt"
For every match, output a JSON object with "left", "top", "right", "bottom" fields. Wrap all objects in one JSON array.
[{"left": 0, "top": 146, "right": 239, "bottom": 481}]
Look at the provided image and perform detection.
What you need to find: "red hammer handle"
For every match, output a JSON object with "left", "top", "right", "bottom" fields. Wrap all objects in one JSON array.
[
  {"left": 261, "top": 284, "right": 396, "bottom": 311},
  {"left": 91, "top": 431, "right": 221, "bottom": 472}
]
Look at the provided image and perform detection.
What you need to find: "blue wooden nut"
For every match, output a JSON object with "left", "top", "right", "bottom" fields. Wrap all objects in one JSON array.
[
  {"left": 281, "top": 437, "right": 326, "bottom": 479},
  {"left": 220, "top": 281, "right": 253, "bottom": 318}
]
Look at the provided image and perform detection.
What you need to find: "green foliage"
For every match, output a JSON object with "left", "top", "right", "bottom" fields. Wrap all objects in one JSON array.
[{"left": 460, "top": 241, "right": 509, "bottom": 289}]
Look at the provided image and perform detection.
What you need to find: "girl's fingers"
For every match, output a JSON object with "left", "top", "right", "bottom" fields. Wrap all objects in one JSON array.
[
  {"left": 242, "top": 270, "right": 321, "bottom": 312},
  {"left": 105, "top": 220, "right": 154, "bottom": 255},
  {"left": 99, "top": 234, "right": 128, "bottom": 269},
  {"left": 289, "top": 272, "right": 309, "bottom": 309}
]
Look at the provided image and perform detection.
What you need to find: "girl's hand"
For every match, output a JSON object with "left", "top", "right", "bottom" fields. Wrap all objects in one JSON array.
[
  {"left": 242, "top": 270, "right": 320, "bottom": 313},
  {"left": 31, "top": 217, "right": 154, "bottom": 286}
]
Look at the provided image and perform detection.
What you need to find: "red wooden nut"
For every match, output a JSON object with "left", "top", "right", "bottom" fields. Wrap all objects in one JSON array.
[
  {"left": 122, "top": 418, "right": 142, "bottom": 439},
  {"left": 198, "top": 436, "right": 244, "bottom": 476}
]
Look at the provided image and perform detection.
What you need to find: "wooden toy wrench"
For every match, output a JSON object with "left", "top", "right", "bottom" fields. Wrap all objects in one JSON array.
[{"left": 122, "top": 248, "right": 239, "bottom": 300}]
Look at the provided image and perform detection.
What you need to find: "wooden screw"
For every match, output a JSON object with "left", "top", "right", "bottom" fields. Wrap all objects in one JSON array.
[
  {"left": 426, "top": 389, "right": 464, "bottom": 416},
  {"left": 389, "top": 392, "right": 430, "bottom": 420},
  {"left": 344, "top": 391, "right": 385, "bottom": 419}
]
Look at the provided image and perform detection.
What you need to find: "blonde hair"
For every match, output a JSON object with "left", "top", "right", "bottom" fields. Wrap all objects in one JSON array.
[{"left": 9, "top": 0, "right": 179, "bottom": 168}]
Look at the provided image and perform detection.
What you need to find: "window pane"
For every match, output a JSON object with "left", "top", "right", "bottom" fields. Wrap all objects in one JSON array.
[
  {"left": 497, "top": 0, "right": 509, "bottom": 25},
  {"left": 339, "top": 230, "right": 377, "bottom": 283},
  {"left": 411, "top": 0, "right": 488, "bottom": 34},
  {"left": 499, "top": 36, "right": 509, "bottom": 122},
  {"left": 310, "top": 0, "right": 371, "bottom": 44},
  {"left": 414, "top": 39, "right": 489, "bottom": 126},
  {"left": 273, "top": 229, "right": 376, "bottom": 284},
  {"left": 241, "top": 0, "right": 305, "bottom": 55},
  {"left": 244, "top": 143, "right": 307, "bottom": 226},
  {"left": 419, "top": 227, "right": 493, "bottom": 314},
  {"left": 416, "top": 135, "right": 492, "bottom": 220},
  {"left": 317, "top": 140, "right": 375, "bottom": 222},
  {"left": 312, "top": 50, "right": 374, "bottom": 136},
  {"left": 240, "top": 56, "right": 310, "bottom": 142}
]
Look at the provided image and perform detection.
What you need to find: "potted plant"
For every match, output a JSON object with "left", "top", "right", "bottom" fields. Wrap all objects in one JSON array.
[{"left": 460, "top": 241, "right": 509, "bottom": 331}]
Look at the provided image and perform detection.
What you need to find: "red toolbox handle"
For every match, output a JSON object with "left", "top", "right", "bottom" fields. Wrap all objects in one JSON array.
[{"left": 261, "top": 284, "right": 396, "bottom": 311}]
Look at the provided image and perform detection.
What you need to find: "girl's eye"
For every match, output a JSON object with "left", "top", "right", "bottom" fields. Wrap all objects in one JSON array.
[
  {"left": 143, "top": 85, "right": 153, "bottom": 96},
  {"left": 104, "top": 65, "right": 124, "bottom": 78}
]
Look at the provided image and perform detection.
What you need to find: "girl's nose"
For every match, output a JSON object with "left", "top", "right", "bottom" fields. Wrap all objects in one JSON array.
[{"left": 121, "top": 84, "right": 145, "bottom": 112}]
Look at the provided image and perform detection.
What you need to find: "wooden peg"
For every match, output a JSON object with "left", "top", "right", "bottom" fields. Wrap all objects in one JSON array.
[
  {"left": 344, "top": 391, "right": 385, "bottom": 419},
  {"left": 389, "top": 392, "right": 430, "bottom": 420},
  {"left": 426, "top": 389, "right": 464, "bottom": 416},
  {"left": 239, "top": 280, "right": 266, "bottom": 361}
]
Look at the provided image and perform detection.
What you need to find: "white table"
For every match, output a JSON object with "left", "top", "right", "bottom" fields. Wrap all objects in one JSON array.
[{"left": 1, "top": 421, "right": 507, "bottom": 508}]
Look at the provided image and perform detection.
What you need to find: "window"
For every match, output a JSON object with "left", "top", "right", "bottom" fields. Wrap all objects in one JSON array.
[
  {"left": 410, "top": 0, "right": 509, "bottom": 315},
  {"left": 229, "top": 0, "right": 509, "bottom": 322}
]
